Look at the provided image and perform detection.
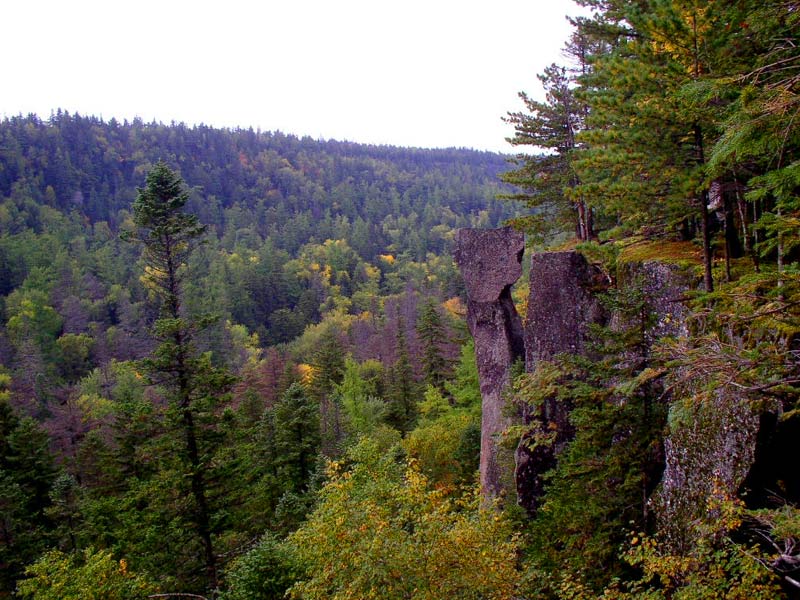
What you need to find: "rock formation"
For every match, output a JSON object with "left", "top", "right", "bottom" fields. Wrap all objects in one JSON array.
[
  {"left": 457, "top": 232, "right": 788, "bottom": 537},
  {"left": 516, "top": 251, "right": 607, "bottom": 513},
  {"left": 453, "top": 227, "right": 525, "bottom": 499},
  {"left": 457, "top": 231, "right": 800, "bottom": 590},
  {"left": 524, "top": 251, "right": 607, "bottom": 369}
]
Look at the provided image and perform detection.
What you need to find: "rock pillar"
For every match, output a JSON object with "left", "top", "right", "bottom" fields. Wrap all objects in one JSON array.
[
  {"left": 454, "top": 227, "right": 525, "bottom": 500},
  {"left": 516, "top": 251, "right": 606, "bottom": 514}
]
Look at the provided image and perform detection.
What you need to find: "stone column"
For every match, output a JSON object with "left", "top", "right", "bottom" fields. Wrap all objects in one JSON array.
[
  {"left": 454, "top": 227, "right": 525, "bottom": 500},
  {"left": 516, "top": 251, "right": 606, "bottom": 514}
]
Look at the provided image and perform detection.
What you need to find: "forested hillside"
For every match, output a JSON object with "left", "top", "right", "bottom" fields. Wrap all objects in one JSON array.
[
  {"left": 0, "top": 112, "right": 514, "bottom": 344},
  {"left": 0, "top": 113, "right": 510, "bottom": 597},
  {"left": 3, "top": 0, "right": 800, "bottom": 598}
]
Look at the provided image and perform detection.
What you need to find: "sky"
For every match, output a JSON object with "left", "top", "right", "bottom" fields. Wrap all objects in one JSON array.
[{"left": 3, "top": 0, "right": 583, "bottom": 154}]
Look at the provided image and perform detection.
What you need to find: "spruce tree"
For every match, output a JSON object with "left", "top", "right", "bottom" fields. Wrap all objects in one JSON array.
[
  {"left": 416, "top": 299, "right": 450, "bottom": 391},
  {"left": 273, "top": 383, "right": 321, "bottom": 493},
  {"left": 124, "top": 161, "right": 233, "bottom": 590},
  {"left": 386, "top": 315, "right": 418, "bottom": 432}
]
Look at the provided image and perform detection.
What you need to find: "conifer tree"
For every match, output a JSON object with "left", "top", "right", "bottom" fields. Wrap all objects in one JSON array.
[
  {"left": 570, "top": 0, "right": 748, "bottom": 290},
  {"left": 0, "top": 397, "right": 57, "bottom": 593},
  {"left": 416, "top": 299, "right": 450, "bottom": 391},
  {"left": 273, "top": 383, "right": 321, "bottom": 493},
  {"left": 124, "top": 161, "right": 233, "bottom": 591},
  {"left": 503, "top": 61, "right": 593, "bottom": 241},
  {"left": 386, "top": 315, "right": 418, "bottom": 432},
  {"left": 309, "top": 327, "right": 345, "bottom": 454}
]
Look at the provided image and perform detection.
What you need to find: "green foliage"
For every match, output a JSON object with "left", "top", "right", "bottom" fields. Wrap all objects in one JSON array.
[
  {"left": 336, "top": 357, "right": 387, "bottom": 438},
  {"left": 55, "top": 333, "right": 94, "bottom": 383},
  {"left": 416, "top": 299, "right": 451, "bottom": 390},
  {"left": 0, "top": 398, "right": 57, "bottom": 592},
  {"left": 272, "top": 383, "right": 321, "bottom": 493},
  {"left": 0, "top": 114, "right": 514, "bottom": 593},
  {"left": 220, "top": 533, "right": 303, "bottom": 600},
  {"left": 503, "top": 58, "right": 594, "bottom": 242},
  {"left": 403, "top": 413, "right": 479, "bottom": 487},
  {"left": 5, "top": 287, "right": 62, "bottom": 355},
  {"left": 443, "top": 339, "right": 482, "bottom": 409},
  {"left": 124, "top": 160, "right": 207, "bottom": 311},
  {"left": 123, "top": 162, "right": 236, "bottom": 592},
  {"left": 597, "top": 531, "right": 782, "bottom": 599},
  {"left": 287, "top": 437, "right": 520, "bottom": 600},
  {"left": 385, "top": 317, "right": 420, "bottom": 433},
  {"left": 515, "top": 283, "right": 669, "bottom": 595},
  {"left": 16, "top": 547, "right": 157, "bottom": 600}
]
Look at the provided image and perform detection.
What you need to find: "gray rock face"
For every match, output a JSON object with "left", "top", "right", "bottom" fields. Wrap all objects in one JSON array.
[
  {"left": 457, "top": 233, "right": 778, "bottom": 554},
  {"left": 615, "top": 259, "right": 692, "bottom": 343},
  {"left": 524, "top": 251, "right": 607, "bottom": 368},
  {"left": 516, "top": 251, "right": 607, "bottom": 513},
  {"left": 454, "top": 227, "right": 525, "bottom": 500},
  {"left": 656, "top": 388, "right": 761, "bottom": 551},
  {"left": 616, "top": 257, "right": 761, "bottom": 548}
]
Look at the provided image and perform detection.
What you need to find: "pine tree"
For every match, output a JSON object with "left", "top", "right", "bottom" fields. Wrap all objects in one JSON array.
[
  {"left": 570, "top": 0, "right": 760, "bottom": 291},
  {"left": 503, "top": 61, "right": 593, "bottom": 241},
  {"left": 706, "top": 0, "right": 800, "bottom": 275}
]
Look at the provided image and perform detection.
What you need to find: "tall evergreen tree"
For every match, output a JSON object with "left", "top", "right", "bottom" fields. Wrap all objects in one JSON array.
[
  {"left": 503, "top": 61, "right": 593, "bottom": 241},
  {"left": 570, "top": 0, "right": 756, "bottom": 290},
  {"left": 273, "top": 383, "right": 321, "bottom": 493},
  {"left": 123, "top": 161, "right": 233, "bottom": 591},
  {"left": 386, "top": 315, "right": 418, "bottom": 433}
]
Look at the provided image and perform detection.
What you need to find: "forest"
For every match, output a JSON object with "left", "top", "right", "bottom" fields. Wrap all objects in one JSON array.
[
  {"left": 2, "top": 0, "right": 800, "bottom": 598},
  {"left": 0, "top": 112, "right": 509, "bottom": 597}
]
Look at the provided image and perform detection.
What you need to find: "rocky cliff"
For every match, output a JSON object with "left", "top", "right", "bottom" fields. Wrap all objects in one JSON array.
[
  {"left": 516, "top": 251, "right": 607, "bottom": 513},
  {"left": 456, "top": 228, "right": 791, "bottom": 548}
]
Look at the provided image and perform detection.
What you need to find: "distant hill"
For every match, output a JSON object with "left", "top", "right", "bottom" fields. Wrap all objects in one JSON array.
[{"left": 0, "top": 112, "right": 515, "bottom": 259}]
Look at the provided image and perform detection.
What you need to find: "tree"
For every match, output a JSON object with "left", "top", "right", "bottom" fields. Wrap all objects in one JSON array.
[
  {"left": 287, "top": 438, "right": 520, "bottom": 600},
  {"left": 416, "top": 299, "right": 451, "bottom": 391},
  {"left": 273, "top": 383, "right": 321, "bottom": 494},
  {"left": 570, "top": 0, "right": 760, "bottom": 291},
  {"left": 219, "top": 532, "right": 302, "bottom": 600},
  {"left": 16, "top": 547, "right": 157, "bottom": 600},
  {"left": 706, "top": 0, "right": 800, "bottom": 277},
  {"left": 336, "top": 357, "right": 386, "bottom": 439},
  {"left": 0, "top": 393, "right": 58, "bottom": 593},
  {"left": 385, "top": 315, "right": 418, "bottom": 433},
  {"left": 503, "top": 60, "right": 593, "bottom": 241},
  {"left": 513, "top": 283, "right": 668, "bottom": 595},
  {"left": 123, "top": 161, "right": 233, "bottom": 591},
  {"left": 309, "top": 326, "right": 346, "bottom": 454}
]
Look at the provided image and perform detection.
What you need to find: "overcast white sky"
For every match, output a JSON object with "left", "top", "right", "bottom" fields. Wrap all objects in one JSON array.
[{"left": 3, "top": 0, "right": 583, "bottom": 153}]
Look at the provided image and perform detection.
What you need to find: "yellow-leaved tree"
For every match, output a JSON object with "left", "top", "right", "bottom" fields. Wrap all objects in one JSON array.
[{"left": 287, "top": 437, "right": 520, "bottom": 600}]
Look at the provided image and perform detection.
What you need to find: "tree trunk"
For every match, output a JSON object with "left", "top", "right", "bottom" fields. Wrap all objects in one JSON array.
[
  {"left": 167, "top": 245, "right": 217, "bottom": 590},
  {"left": 694, "top": 126, "right": 714, "bottom": 293}
]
